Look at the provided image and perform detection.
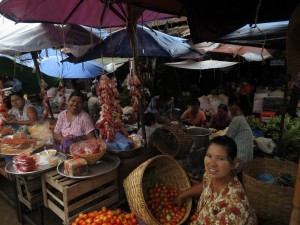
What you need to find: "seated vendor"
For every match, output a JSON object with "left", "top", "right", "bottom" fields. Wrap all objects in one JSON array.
[
  {"left": 2, "top": 91, "right": 39, "bottom": 136},
  {"left": 53, "top": 90, "right": 96, "bottom": 153},
  {"left": 181, "top": 100, "right": 208, "bottom": 127},
  {"left": 209, "top": 104, "right": 232, "bottom": 130}
]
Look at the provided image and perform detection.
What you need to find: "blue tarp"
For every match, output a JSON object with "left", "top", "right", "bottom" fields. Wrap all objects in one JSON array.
[{"left": 67, "top": 25, "right": 201, "bottom": 63}]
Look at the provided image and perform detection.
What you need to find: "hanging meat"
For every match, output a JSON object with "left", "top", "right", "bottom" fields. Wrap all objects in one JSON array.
[
  {"left": 95, "top": 75, "right": 125, "bottom": 142},
  {"left": 40, "top": 79, "right": 50, "bottom": 119},
  {"left": 57, "top": 80, "right": 66, "bottom": 111},
  {"left": 0, "top": 80, "right": 7, "bottom": 129},
  {"left": 129, "top": 68, "right": 142, "bottom": 114}
]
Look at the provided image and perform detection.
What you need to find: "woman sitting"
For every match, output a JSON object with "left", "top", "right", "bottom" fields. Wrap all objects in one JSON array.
[
  {"left": 209, "top": 104, "right": 232, "bottom": 130},
  {"left": 173, "top": 136, "right": 257, "bottom": 225},
  {"left": 53, "top": 90, "right": 96, "bottom": 153},
  {"left": 7, "top": 91, "right": 39, "bottom": 126}
]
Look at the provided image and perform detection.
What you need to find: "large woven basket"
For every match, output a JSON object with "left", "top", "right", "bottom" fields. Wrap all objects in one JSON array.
[
  {"left": 242, "top": 157, "right": 298, "bottom": 225},
  {"left": 150, "top": 124, "right": 193, "bottom": 157},
  {"left": 123, "top": 155, "right": 192, "bottom": 225}
]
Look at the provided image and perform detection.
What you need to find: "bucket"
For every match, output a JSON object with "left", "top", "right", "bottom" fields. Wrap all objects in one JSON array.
[{"left": 187, "top": 127, "right": 211, "bottom": 150}]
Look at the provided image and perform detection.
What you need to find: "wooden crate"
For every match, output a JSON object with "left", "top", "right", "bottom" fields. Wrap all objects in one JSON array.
[
  {"left": 42, "top": 168, "right": 119, "bottom": 225},
  {"left": 15, "top": 173, "right": 43, "bottom": 210}
]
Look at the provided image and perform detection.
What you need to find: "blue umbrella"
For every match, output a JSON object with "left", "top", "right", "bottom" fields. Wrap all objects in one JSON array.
[
  {"left": 67, "top": 25, "right": 201, "bottom": 63},
  {"left": 39, "top": 56, "right": 106, "bottom": 79}
]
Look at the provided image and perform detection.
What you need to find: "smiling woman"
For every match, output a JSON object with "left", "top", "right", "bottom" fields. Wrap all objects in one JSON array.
[
  {"left": 53, "top": 90, "right": 96, "bottom": 154},
  {"left": 173, "top": 136, "right": 258, "bottom": 225}
]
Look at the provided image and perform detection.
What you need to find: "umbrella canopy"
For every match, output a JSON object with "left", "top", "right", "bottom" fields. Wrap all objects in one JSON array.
[
  {"left": 194, "top": 43, "right": 273, "bottom": 62},
  {"left": 67, "top": 25, "right": 201, "bottom": 62},
  {"left": 0, "top": 55, "right": 58, "bottom": 93},
  {"left": 0, "top": 0, "right": 174, "bottom": 28},
  {"left": 39, "top": 56, "right": 106, "bottom": 79},
  {"left": 165, "top": 60, "right": 238, "bottom": 70},
  {"left": 217, "top": 21, "right": 288, "bottom": 50},
  {"left": 0, "top": 23, "right": 102, "bottom": 56}
]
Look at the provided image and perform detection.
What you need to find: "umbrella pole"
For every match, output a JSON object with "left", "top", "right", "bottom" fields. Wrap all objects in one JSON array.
[
  {"left": 290, "top": 157, "right": 300, "bottom": 224},
  {"left": 31, "top": 52, "right": 54, "bottom": 120}
]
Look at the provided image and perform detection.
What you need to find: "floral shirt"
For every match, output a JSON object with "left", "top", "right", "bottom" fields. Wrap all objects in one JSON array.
[
  {"left": 191, "top": 173, "right": 257, "bottom": 225},
  {"left": 54, "top": 110, "right": 95, "bottom": 138}
]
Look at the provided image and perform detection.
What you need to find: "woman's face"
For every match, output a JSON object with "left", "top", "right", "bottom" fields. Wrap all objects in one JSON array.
[
  {"left": 68, "top": 96, "right": 83, "bottom": 115},
  {"left": 217, "top": 108, "right": 226, "bottom": 117},
  {"left": 204, "top": 143, "right": 233, "bottom": 180},
  {"left": 10, "top": 95, "right": 24, "bottom": 110}
]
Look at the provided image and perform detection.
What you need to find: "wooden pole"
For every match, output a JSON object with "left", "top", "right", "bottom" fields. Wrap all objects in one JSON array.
[{"left": 290, "top": 157, "right": 300, "bottom": 225}]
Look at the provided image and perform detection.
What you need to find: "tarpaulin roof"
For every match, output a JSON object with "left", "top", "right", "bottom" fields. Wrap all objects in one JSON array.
[
  {"left": 217, "top": 21, "right": 288, "bottom": 50},
  {"left": 116, "top": 0, "right": 299, "bottom": 44},
  {"left": 0, "top": 23, "right": 102, "bottom": 55},
  {"left": 165, "top": 60, "right": 238, "bottom": 70}
]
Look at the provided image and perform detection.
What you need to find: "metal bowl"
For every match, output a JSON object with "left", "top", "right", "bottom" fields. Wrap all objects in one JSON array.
[{"left": 107, "top": 147, "right": 143, "bottom": 159}]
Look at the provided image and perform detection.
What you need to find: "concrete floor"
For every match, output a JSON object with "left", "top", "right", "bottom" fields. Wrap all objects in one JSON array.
[{"left": 0, "top": 175, "right": 62, "bottom": 225}]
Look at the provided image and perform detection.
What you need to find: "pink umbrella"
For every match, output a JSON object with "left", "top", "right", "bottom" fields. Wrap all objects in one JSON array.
[{"left": 0, "top": 0, "right": 174, "bottom": 28}]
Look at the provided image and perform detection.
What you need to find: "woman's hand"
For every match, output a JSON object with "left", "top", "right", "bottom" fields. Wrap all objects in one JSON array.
[{"left": 172, "top": 193, "right": 184, "bottom": 208}]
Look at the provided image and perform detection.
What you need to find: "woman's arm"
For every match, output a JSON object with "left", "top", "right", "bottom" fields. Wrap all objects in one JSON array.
[
  {"left": 173, "top": 182, "right": 203, "bottom": 206},
  {"left": 86, "top": 130, "right": 96, "bottom": 139},
  {"left": 53, "top": 132, "right": 64, "bottom": 144},
  {"left": 7, "top": 106, "right": 38, "bottom": 126}
]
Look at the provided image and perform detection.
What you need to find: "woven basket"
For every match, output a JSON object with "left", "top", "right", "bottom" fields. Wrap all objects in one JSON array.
[
  {"left": 123, "top": 155, "right": 192, "bottom": 225},
  {"left": 70, "top": 150, "right": 106, "bottom": 165},
  {"left": 242, "top": 157, "right": 298, "bottom": 224},
  {"left": 150, "top": 124, "right": 193, "bottom": 157}
]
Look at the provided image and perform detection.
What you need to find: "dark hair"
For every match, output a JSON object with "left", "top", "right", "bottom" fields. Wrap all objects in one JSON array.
[
  {"left": 218, "top": 104, "right": 228, "bottom": 112},
  {"left": 144, "top": 112, "right": 155, "bottom": 126},
  {"left": 208, "top": 136, "right": 237, "bottom": 160},
  {"left": 229, "top": 102, "right": 244, "bottom": 112},
  {"left": 191, "top": 99, "right": 200, "bottom": 107},
  {"left": 10, "top": 90, "right": 24, "bottom": 100},
  {"left": 68, "top": 90, "right": 85, "bottom": 101}
]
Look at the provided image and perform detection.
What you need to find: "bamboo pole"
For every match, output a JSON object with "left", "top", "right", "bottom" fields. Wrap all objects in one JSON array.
[{"left": 290, "top": 157, "right": 300, "bottom": 225}]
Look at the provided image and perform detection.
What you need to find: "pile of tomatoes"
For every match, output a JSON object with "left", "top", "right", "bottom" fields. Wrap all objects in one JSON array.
[
  {"left": 146, "top": 183, "right": 187, "bottom": 225},
  {"left": 71, "top": 207, "right": 139, "bottom": 225}
]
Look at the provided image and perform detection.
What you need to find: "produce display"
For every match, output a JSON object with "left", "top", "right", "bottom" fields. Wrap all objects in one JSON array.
[
  {"left": 70, "top": 139, "right": 106, "bottom": 155},
  {"left": 13, "top": 153, "right": 37, "bottom": 172},
  {"left": 146, "top": 183, "right": 187, "bottom": 225},
  {"left": 71, "top": 206, "right": 140, "bottom": 225}
]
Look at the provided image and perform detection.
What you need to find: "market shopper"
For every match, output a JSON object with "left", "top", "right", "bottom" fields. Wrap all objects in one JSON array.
[
  {"left": 53, "top": 90, "right": 96, "bottom": 153},
  {"left": 145, "top": 95, "right": 175, "bottom": 124},
  {"left": 7, "top": 91, "right": 39, "bottom": 126},
  {"left": 209, "top": 104, "right": 232, "bottom": 130},
  {"left": 226, "top": 103, "right": 253, "bottom": 164},
  {"left": 173, "top": 136, "right": 257, "bottom": 225},
  {"left": 181, "top": 100, "right": 208, "bottom": 127}
]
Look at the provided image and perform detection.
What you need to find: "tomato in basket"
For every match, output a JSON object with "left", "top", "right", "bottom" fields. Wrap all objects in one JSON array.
[{"left": 146, "top": 183, "right": 187, "bottom": 225}]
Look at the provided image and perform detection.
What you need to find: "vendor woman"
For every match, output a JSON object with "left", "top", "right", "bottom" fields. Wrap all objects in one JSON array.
[
  {"left": 6, "top": 91, "right": 39, "bottom": 126},
  {"left": 53, "top": 90, "right": 96, "bottom": 153}
]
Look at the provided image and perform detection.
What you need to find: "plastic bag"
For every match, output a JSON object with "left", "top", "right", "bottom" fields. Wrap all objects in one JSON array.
[
  {"left": 255, "top": 137, "right": 276, "bottom": 154},
  {"left": 28, "top": 120, "right": 54, "bottom": 145}
]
